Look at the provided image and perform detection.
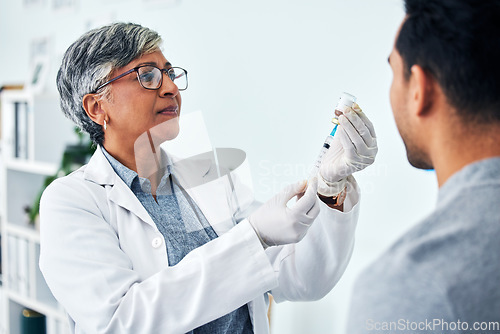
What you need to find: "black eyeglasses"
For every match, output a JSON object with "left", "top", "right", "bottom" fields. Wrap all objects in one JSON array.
[{"left": 91, "top": 65, "right": 188, "bottom": 94}]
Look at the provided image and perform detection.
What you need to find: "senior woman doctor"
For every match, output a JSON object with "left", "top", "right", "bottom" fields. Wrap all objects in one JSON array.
[{"left": 39, "top": 23, "right": 377, "bottom": 333}]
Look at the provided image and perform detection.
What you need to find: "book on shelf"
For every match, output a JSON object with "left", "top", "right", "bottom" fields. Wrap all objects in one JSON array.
[
  {"left": 0, "top": 233, "right": 3, "bottom": 278},
  {"left": 0, "top": 84, "right": 24, "bottom": 151},
  {"left": 21, "top": 308, "right": 46, "bottom": 334},
  {"left": 6, "top": 235, "right": 31, "bottom": 296},
  {"left": 0, "top": 286, "right": 6, "bottom": 334},
  {"left": 7, "top": 235, "right": 18, "bottom": 293},
  {"left": 0, "top": 85, "right": 24, "bottom": 93},
  {"left": 58, "top": 318, "right": 70, "bottom": 334},
  {"left": 17, "top": 237, "right": 30, "bottom": 297},
  {"left": 14, "top": 101, "right": 29, "bottom": 160}
]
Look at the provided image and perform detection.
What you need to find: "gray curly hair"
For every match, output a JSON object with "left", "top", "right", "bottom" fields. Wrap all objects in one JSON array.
[{"left": 56, "top": 22, "right": 163, "bottom": 145}]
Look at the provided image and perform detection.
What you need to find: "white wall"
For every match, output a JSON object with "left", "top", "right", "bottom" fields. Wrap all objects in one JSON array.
[{"left": 0, "top": 0, "right": 438, "bottom": 333}]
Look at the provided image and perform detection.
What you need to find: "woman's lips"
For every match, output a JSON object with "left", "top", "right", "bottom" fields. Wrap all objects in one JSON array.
[{"left": 158, "top": 106, "right": 178, "bottom": 116}]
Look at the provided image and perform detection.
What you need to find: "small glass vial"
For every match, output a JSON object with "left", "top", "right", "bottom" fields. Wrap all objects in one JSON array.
[
  {"left": 332, "top": 92, "right": 357, "bottom": 125},
  {"left": 309, "top": 92, "right": 357, "bottom": 179}
]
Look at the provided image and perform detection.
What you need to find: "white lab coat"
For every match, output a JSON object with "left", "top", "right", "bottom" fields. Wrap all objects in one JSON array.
[{"left": 39, "top": 147, "right": 360, "bottom": 334}]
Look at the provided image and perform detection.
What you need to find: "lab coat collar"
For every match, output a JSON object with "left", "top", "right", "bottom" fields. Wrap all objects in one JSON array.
[
  {"left": 83, "top": 146, "right": 157, "bottom": 228},
  {"left": 83, "top": 145, "right": 117, "bottom": 186}
]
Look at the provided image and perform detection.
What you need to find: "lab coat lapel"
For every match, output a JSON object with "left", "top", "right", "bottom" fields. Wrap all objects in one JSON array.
[
  {"left": 107, "top": 179, "right": 157, "bottom": 228},
  {"left": 83, "top": 147, "right": 157, "bottom": 229}
]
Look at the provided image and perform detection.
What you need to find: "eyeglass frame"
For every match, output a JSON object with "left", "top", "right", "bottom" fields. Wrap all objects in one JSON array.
[{"left": 90, "top": 65, "right": 188, "bottom": 94}]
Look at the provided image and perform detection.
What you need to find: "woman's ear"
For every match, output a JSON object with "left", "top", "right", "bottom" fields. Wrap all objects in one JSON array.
[{"left": 82, "top": 94, "right": 106, "bottom": 126}]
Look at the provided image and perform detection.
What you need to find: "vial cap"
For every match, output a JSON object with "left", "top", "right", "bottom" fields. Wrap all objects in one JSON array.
[{"left": 336, "top": 92, "right": 357, "bottom": 111}]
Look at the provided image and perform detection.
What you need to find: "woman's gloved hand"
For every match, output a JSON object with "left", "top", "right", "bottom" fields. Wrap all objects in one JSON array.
[
  {"left": 318, "top": 103, "right": 377, "bottom": 196},
  {"left": 248, "top": 178, "right": 320, "bottom": 249}
]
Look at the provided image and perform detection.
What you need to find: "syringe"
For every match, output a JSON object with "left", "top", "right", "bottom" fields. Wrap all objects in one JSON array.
[{"left": 309, "top": 92, "right": 357, "bottom": 179}]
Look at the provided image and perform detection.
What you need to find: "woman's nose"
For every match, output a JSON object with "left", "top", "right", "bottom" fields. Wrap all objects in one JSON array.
[{"left": 158, "top": 72, "right": 179, "bottom": 97}]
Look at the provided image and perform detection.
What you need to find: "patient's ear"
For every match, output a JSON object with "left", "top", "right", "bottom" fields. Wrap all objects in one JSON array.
[
  {"left": 409, "top": 64, "right": 437, "bottom": 118},
  {"left": 82, "top": 94, "right": 106, "bottom": 126}
]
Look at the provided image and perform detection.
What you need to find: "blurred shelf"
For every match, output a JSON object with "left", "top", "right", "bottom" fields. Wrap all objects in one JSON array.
[
  {"left": 6, "top": 223, "right": 39, "bottom": 243},
  {"left": 4, "top": 159, "right": 58, "bottom": 176},
  {"left": 1, "top": 89, "right": 72, "bottom": 334},
  {"left": 8, "top": 291, "right": 65, "bottom": 321}
]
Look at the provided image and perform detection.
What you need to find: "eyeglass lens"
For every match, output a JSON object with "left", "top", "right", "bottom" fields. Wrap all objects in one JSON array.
[{"left": 137, "top": 66, "right": 187, "bottom": 91}]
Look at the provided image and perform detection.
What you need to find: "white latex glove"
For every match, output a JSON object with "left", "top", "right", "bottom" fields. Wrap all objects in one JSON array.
[
  {"left": 319, "top": 103, "right": 377, "bottom": 196},
  {"left": 248, "top": 178, "right": 320, "bottom": 249}
]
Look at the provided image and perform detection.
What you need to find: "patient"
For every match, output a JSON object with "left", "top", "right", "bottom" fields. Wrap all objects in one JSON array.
[{"left": 347, "top": 0, "right": 500, "bottom": 333}]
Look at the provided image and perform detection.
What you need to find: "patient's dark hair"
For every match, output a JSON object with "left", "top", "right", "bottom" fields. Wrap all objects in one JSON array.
[{"left": 396, "top": 0, "right": 500, "bottom": 123}]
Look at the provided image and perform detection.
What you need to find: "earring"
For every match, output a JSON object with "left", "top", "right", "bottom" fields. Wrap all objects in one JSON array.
[{"left": 103, "top": 120, "right": 107, "bottom": 130}]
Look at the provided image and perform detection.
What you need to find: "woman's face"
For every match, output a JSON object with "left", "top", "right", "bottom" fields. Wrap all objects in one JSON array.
[{"left": 100, "top": 50, "right": 182, "bottom": 150}]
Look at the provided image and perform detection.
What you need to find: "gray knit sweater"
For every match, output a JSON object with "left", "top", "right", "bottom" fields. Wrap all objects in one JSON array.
[{"left": 347, "top": 158, "right": 500, "bottom": 334}]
